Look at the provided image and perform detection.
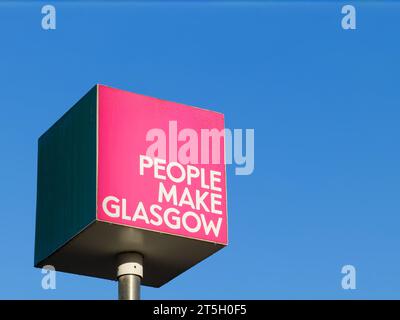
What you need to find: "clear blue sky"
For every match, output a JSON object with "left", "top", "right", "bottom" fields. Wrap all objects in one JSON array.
[{"left": 0, "top": 1, "right": 399, "bottom": 299}]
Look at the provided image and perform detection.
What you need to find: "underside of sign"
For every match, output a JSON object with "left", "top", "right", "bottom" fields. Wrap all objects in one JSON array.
[
  {"left": 36, "top": 221, "right": 224, "bottom": 287},
  {"left": 35, "top": 84, "right": 228, "bottom": 287}
]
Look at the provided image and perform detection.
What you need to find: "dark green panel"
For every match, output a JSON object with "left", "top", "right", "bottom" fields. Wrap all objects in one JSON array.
[{"left": 34, "top": 85, "right": 97, "bottom": 266}]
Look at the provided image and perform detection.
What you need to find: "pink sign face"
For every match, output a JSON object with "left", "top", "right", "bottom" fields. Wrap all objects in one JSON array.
[{"left": 97, "top": 85, "right": 227, "bottom": 245}]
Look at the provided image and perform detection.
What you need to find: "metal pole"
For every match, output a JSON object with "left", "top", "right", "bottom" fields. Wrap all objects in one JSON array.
[
  {"left": 117, "top": 252, "right": 143, "bottom": 300},
  {"left": 118, "top": 274, "right": 141, "bottom": 300}
]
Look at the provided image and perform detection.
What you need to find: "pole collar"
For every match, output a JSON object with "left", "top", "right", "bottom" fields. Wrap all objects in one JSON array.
[{"left": 117, "top": 252, "right": 143, "bottom": 278}]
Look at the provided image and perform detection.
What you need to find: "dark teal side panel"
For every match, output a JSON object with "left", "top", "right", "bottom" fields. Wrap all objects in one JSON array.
[{"left": 34, "top": 86, "right": 97, "bottom": 266}]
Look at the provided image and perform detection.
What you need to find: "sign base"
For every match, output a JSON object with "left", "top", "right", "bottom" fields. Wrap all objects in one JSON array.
[{"left": 35, "top": 221, "right": 224, "bottom": 287}]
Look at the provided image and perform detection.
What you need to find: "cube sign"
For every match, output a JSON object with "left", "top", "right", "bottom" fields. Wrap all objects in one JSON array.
[{"left": 35, "top": 84, "right": 228, "bottom": 287}]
